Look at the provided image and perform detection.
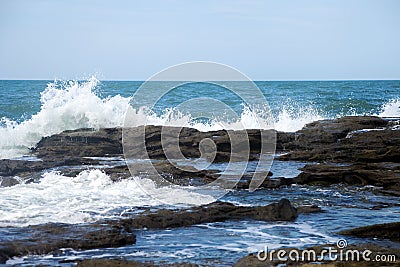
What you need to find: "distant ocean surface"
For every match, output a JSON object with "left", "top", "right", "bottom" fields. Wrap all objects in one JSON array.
[{"left": 0, "top": 78, "right": 399, "bottom": 159}]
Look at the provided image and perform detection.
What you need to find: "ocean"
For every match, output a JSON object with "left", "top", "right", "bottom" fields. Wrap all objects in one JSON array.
[{"left": 0, "top": 78, "right": 399, "bottom": 266}]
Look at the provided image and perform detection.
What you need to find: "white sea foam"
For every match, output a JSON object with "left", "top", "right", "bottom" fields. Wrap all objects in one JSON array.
[
  {"left": 274, "top": 105, "right": 324, "bottom": 132},
  {"left": 0, "top": 169, "right": 215, "bottom": 227},
  {"left": 376, "top": 98, "right": 400, "bottom": 117},
  {"left": 124, "top": 104, "right": 274, "bottom": 131},
  {"left": 0, "top": 77, "right": 130, "bottom": 159},
  {"left": 125, "top": 101, "right": 323, "bottom": 133}
]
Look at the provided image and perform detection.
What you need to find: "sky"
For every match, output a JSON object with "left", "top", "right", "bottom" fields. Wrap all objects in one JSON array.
[{"left": 0, "top": 0, "right": 399, "bottom": 80}]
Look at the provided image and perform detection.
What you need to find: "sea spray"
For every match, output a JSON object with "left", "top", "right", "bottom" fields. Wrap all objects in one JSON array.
[
  {"left": 376, "top": 98, "right": 400, "bottom": 117},
  {"left": 0, "top": 77, "right": 130, "bottom": 158},
  {"left": 274, "top": 104, "right": 324, "bottom": 132}
]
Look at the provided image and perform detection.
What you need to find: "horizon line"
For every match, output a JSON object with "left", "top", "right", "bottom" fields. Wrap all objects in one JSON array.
[{"left": 1, "top": 78, "right": 400, "bottom": 82}]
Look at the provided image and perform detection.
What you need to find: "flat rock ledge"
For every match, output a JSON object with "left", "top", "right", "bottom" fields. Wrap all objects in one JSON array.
[
  {"left": 1, "top": 116, "right": 399, "bottom": 192},
  {"left": 339, "top": 221, "right": 400, "bottom": 242},
  {"left": 0, "top": 223, "right": 136, "bottom": 264},
  {"left": 32, "top": 126, "right": 274, "bottom": 162},
  {"left": 30, "top": 116, "right": 399, "bottom": 164},
  {"left": 75, "top": 259, "right": 199, "bottom": 267},
  {"left": 277, "top": 116, "right": 400, "bottom": 163},
  {"left": 294, "top": 162, "right": 400, "bottom": 192}
]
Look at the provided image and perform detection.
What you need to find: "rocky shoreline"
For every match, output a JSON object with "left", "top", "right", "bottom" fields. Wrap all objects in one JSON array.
[
  {"left": 0, "top": 199, "right": 320, "bottom": 263},
  {"left": 0, "top": 116, "right": 399, "bottom": 265},
  {"left": 1, "top": 116, "right": 398, "bottom": 190}
]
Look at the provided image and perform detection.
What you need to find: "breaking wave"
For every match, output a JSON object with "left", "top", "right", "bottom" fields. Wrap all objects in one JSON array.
[
  {"left": 0, "top": 77, "right": 398, "bottom": 159},
  {"left": 375, "top": 98, "right": 400, "bottom": 117},
  {"left": 0, "top": 77, "right": 129, "bottom": 159}
]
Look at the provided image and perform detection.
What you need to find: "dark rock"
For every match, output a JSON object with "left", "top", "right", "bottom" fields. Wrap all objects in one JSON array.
[
  {"left": 116, "top": 199, "right": 298, "bottom": 230},
  {"left": 0, "top": 159, "right": 47, "bottom": 177},
  {"left": 28, "top": 116, "right": 400, "bottom": 165},
  {"left": 0, "top": 223, "right": 136, "bottom": 264},
  {"left": 294, "top": 163, "right": 400, "bottom": 190},
  {"left": 0, "top": 245, "right": 16, "bottom": 265},
  {"left": 0, "top": 176, "right": 22, "bottom": 187},
  {"left": 278, "top": 116, "right": 400, "bottom": 163},
  {"left": 234, "top": 172, "right": 283, "bottom": 189},
  {"left": 34, "top": 128, "right": 123, "bottom": 159},
  {"left": 76, "top": 259, "right": 155, "bottom": 267},
  {"left": 276, "top": 131, "right": 296, "bottom": 151},
  {"left": 34, "top": 126, "right": 275, "bottom": 163},
  {"left": 293, "top": 116, "right": 388, "bottom": 145},
  {"left": 262, "top": 177, "right": 294, "bottom": 188},
  {"left": 124, "top": 126, "right": 275, "bottom": 163},
  {"left": 75, "top": 259, "right": 199, "bottom": 267},
  {"left": 376, "top": 189, "right": 400, "bottom": 197},
  {"left": 0, "top": 157, "right": 100, "bottom": 178},
  {"left": 296, "top": 205, "right": 322, "bottom": 214},
  {"left": 276, "top": 115, "right": 387, "bottom": 153},
  {"left": 339, "top": 222, "right": 400, "bottom": 242}
]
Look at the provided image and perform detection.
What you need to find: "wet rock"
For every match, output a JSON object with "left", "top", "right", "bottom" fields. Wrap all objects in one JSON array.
[
  {"left": 34, "top": 128, "right": 123, "bottom": 159},
  {"left": 278, "top": 116, "right": 400, "bottom": 163},
  {"left": 4, "top": 116, "right": 399, "bottom": 191},
  {"left": 0, "top": 245, "right": 15, "bottom": 265},
  {"left": 296, "top": 205, "right": 322, "bottom": 214},
  {"left": 339, "top": 222, "right": 400, "bottom": 242},
  {"left": 0, "top": 223, "right": 136, "bottom": 264},
  {"left": 276, "top": 131, "right": 297, "bottom": 151},
  {"left": 115, "top": 199, "right": 298, "bottom": 230},
  {"left": 234, "top": 175, "right": 292, "bottom": 189},
  {"left": 0, "top": 159, "right": 47, "bottom": 177},
  {"left": 291, "top": 116, "right": 388, "bottom": 146},
  {"left": 33, "top": 126, "right": 275, "bottom": 163},
  {"left": 75, "top": 259, "right": 199, "bottom": 267},
  {"left": 376, "top": 189, "right": 400, "bottom": 197},
  {"left": 28, "top": 116, "right": 400, "bottom": 165},
  {"left": 0, "top": 157, "right": 100, "bottom": 178},
  {"left": 294, "top": 163, "right": 400, "bottom": 190},
  {"left": 0, "top": 176, "right": 23, "bottom": 187},
  {"left": 76, "top": 259, "right": 156, "bottom": 267}
]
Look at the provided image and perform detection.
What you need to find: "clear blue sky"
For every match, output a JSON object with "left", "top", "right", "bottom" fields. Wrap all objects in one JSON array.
[{"left": 0, "top": 0, "right": 399, "bottom": 80}]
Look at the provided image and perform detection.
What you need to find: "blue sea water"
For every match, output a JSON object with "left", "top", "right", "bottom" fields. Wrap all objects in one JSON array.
[
  {"left": 1, "top": 79, "right": 399, "bottom": 123},
  {"left": 0, "top": 78, "right": 399, "bottom": 266}
]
